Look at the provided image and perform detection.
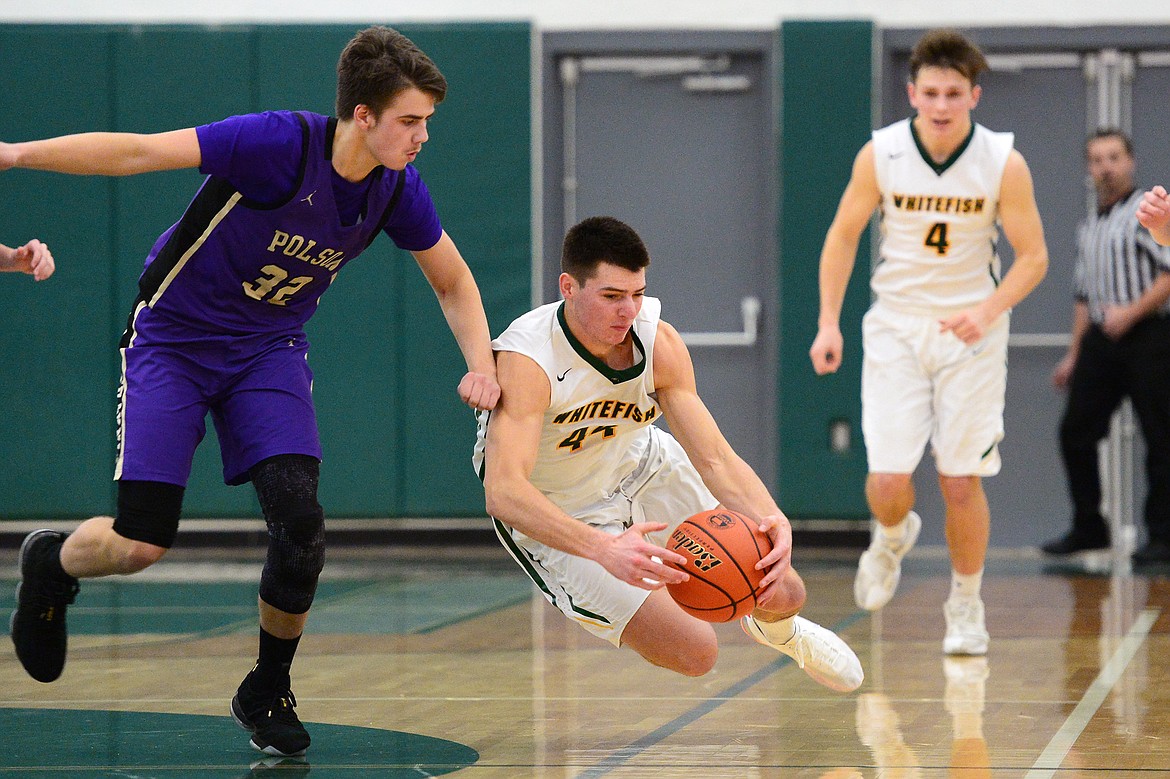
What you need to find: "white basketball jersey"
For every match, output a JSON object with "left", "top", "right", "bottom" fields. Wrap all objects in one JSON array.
[
  {"left": 870, "top": 118, "right": 1014, "bottom": 315},
  {"left": 472, "top": 297, "right": 663, "bottom": 514}
]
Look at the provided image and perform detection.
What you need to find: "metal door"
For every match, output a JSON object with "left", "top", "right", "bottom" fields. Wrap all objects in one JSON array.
[{"left": 543, "top": 38, "right": 778, "bottom": 481}]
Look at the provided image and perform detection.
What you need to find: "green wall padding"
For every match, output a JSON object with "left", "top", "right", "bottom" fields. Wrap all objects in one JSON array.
[
  {"left": 0, "top": 22, "right": 531, "bottom": 520},
  {"left": 0, "top": 26, "right": 119, "bottom": 517},
  {"left": 777, "top": 21, "right": 873, "bottom": 518}
]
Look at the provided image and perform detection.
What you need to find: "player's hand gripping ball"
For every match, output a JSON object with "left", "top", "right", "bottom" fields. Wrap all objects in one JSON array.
[{"left": 665, "top": 509, "right": 773, "bottom": 622}]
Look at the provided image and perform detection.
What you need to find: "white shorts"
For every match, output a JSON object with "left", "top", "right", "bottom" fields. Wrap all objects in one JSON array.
[
  {"left": 493, "top": 425, "right": 718, "bottom": 646},
  {"left": 861, "top": 303, "right": 1008, "bottom": 477}
]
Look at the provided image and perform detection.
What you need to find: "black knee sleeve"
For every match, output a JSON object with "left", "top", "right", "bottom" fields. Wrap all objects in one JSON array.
[
  {"left": 251, "top": 455, "right": 326, "bottom": 615},
  {"left": 113, "top": 480, "right": 185, "bottom": 548}
]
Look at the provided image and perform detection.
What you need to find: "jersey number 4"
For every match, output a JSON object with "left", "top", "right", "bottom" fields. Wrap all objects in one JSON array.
[
  {"left": 925, "top": 222, "right": 951, "bottom": 256},
  {"left": 243, "top": 264, "right": 314, "bottom": 306}
]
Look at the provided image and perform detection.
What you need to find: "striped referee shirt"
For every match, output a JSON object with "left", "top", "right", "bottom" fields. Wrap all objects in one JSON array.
[{"left": 1074, "top": 188, "right": 1170, "bottom": 324}]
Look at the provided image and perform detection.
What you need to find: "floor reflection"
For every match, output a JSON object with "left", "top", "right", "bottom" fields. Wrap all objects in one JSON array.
[{"left": 854, "top": 656, "right": 991, "bottom": 777}]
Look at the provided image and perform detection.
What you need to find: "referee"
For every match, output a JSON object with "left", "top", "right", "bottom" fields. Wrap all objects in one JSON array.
[{"left": 1042, "top": 129, "right": 1170, "bottom": 564}]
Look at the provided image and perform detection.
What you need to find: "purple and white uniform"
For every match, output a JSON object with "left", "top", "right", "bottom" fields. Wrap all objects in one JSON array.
[{"left": 116, "top": 111, "right": 442, "bottom": 486}]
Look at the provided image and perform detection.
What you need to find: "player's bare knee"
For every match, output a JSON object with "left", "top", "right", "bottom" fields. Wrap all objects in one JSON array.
[
  {"left": 938, "top": 474, "right": 981, "bottom": 508},
  {"left": 647, "top": 638, "right": 717, "bottom": 677},
  {"left": 683, "top": 643, "right": 719, "bottom": 676},
  {"left": 866, "top": 473, "right": 915, "bottom": 520},
  {"left": 117, "top": 540, "right": 167, "bottom": 573}
]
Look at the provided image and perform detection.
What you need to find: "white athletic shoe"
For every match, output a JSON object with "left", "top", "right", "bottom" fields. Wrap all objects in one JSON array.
[
  {"left": 854, "top": 511, "right": 922, "bottom": 611},
  {"left": 943, "top": 595, "right": 989, "bottom": 656},
  {"left": 742, "top": 614, "right": 864, "bottom": 692},
  {"left": 943, "top": 656, "right": 989, "bottom": 716}
]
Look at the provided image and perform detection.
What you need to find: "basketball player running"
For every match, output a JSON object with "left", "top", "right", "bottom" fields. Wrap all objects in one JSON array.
[
  {"left": 809, "top": 29, "right": 1048, "bottom": 655},
  {"left": 3, "top": 27, "right": 499, "bottom": 756},
  {"left": 474, "top": 216, "right": 863, "bottom": 692},
  {"left": 0, "top": 238, "right": 54, "bottom": 281}
]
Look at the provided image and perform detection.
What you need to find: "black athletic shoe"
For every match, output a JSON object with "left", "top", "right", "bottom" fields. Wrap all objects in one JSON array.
[
  {"left": 231, "top": 673, "right": 311, "bottom": 757},
  {"left": 1132, "top": 539, "right": 1170, "bottom": 565},
  {"left": 9, "top": 529, "right": 79, "bottom": 683},
  {"left": 1040, "top": 530, "right": 1110, "bottom": 556}
]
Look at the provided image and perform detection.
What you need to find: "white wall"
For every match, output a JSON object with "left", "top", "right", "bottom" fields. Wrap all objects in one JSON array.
[{"left": 0, "top": 0, "right": 1165, "bottom": 29}]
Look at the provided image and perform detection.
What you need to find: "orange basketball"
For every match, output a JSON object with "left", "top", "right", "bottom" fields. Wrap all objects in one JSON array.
[{"left": 664, "top": 509, "right": 773, "bottom": 622}]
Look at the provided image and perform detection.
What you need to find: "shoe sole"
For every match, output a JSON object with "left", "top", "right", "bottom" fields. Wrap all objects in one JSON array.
[
  {"left": 944, "top": 641, "right": 988, "bottom": 656},
  {"left": 944, "top": 631, "right": 989, "bottom": 655},
  {"left": 230, "top": 694, "right": 308, "bottom": 757}
]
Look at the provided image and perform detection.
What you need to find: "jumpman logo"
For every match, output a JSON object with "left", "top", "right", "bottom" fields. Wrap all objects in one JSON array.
[{"left": 301, "top": 190, "right": 317, "bottom": 206}]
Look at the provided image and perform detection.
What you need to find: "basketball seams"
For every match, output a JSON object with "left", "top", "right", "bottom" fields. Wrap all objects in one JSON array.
[
  {"left": 665, "top": 509, "right": 773, "bottom": 622},
  {"left": 694, "top": 517, "right": 758, "bottom": 587}
]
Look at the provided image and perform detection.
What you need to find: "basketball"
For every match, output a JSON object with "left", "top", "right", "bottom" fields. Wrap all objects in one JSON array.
[{"left": 664, "top": 509, "right": 773, "bottom": 622}]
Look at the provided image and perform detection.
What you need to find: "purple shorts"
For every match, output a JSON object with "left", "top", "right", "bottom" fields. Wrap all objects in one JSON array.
[{"left": 116, "top": 309, "right": 321, "bottom": 486}]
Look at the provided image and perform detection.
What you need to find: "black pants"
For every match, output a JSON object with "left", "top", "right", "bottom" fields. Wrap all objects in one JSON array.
[{"left": 1059, "top": 317, "right": 1170, "bottom": 542}]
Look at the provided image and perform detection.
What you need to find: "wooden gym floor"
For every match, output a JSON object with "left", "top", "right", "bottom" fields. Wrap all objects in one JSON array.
[{"left": 1, "top": 540, "right": 1167, "bottom": 777}]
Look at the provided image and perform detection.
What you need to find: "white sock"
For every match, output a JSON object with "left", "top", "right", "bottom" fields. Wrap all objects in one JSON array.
[
  {"left": 756, "top": 615, "right": 797, "bottom": 644},
  {"left": 877, "top": 515, "right": 909, "bottom": 543},
  {"left": 950, "top": 569, "right": 983, "bottom": 600}
]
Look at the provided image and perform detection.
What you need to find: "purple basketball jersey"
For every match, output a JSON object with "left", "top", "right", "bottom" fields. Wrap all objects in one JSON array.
[
  {"left": 116, "top": 111, "right": 439, "bottom": 487},
  {"left": 133, "top": 112, "right": 407, "bottom": 336}
]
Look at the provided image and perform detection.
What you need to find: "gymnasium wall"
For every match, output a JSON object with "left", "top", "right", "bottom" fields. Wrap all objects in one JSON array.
[
  {"left": 776, "top": 22, "right": 872, "bottom": 518},
  {"left": 0, "top": 23, "right": 532, "bottom": 519},
  {"left": 0, "top": 0, "right": 1160, "bottom": 28}
]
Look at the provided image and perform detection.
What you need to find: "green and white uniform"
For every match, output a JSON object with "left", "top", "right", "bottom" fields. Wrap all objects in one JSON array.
[
  {"left": 862, "top": 119, "right": 1014, "bottom": 476},
  {"left": 473, "top": 297, "right": 716, "bottom": 645}
]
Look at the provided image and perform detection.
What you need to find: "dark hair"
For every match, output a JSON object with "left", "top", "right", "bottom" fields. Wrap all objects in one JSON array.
[
  {"left": 336, "top": 26, "right": 447, "bottom": 120},
  {"left": 562, "top": 216, "right": 651, "bottom": 282},
  {"left": 909, "top": 28, "right": 989, "bottom": 86},
  {"left": 1086, "top": 128, "right": 1134, "bottom": 158}
]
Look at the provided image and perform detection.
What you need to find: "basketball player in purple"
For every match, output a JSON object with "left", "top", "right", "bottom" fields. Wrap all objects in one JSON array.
[{"left": 1, "top": 27, "right": 499, "bottom": 757}]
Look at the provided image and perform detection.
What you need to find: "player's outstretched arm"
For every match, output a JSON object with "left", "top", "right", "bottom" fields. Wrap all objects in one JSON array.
[
  {"left": 810, "top": 142, "right": 882, "bottom": 375},
  {"left": 652, "top": 321, "right": 793, "bottom": 589},
  {"left": 482, "top": 350, "right": 686, "bottom": 589},
  {"left": 1138, "top": 185, "right": 1170, "bottom": 246},
  {"left": 412, "top": 231, "right": 499, "bottom": 411},
  {"left": 0, "top": 129, "right": 200, "bottom": 177},
  {"left": 0, "top": 239, "right": 54, "bottom": 281}
]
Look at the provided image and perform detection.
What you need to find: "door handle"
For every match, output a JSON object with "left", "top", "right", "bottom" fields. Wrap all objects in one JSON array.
[{"left": 679, "top": 296, "right": 761, "bottom": 347}]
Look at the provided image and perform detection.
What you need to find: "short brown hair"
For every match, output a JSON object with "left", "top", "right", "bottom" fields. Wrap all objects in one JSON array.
[
  {"left": 1086, "top": 128, "right": 1134, "bottom": 158},
  {"left": 909, "top": 29, "right": 989, "bottom": 86},
  {"left": 336, "top": 26, "right": 447, "bottom": 119},
  {"left": 562, "top": 216, "right": 651, "bottom": 283}
]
